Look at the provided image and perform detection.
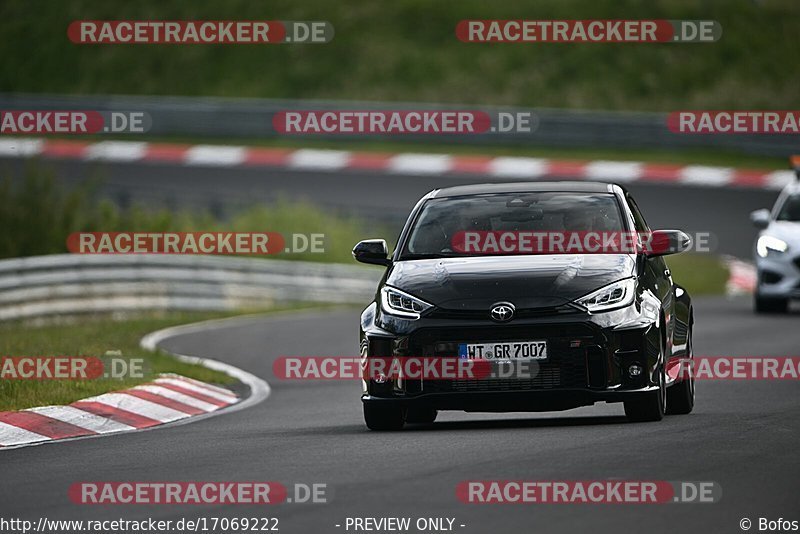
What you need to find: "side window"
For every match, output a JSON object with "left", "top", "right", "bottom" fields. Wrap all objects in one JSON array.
[{"left": 626, "top": 195, "right": 650, "bottom": 233}]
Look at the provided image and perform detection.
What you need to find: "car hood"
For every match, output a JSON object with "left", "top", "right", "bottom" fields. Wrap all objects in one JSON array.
[
  {"left": 763, "top": 221, "right": 800, "bottom": 248},
  {"left": 386, "top": 254, "right": 637, "bottom": 310}
]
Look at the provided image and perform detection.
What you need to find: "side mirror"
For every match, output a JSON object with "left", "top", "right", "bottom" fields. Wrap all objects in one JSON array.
[
  {"left": 645, "top": 230, "right": 691, "bottom": 257},
  {"left": 352, "top": 239, "right": 391, "bottom": 266},
  {"left": 750, "top": 209, "right": 771, "bottom": 229}
]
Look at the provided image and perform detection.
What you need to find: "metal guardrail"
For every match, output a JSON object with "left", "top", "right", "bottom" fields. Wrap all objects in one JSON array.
[
  {"left": 0, "top": 93, "right": 795, "bottom": 157},
  {"left": 0, "top": 254, "right": 382, "bottom": 321}
]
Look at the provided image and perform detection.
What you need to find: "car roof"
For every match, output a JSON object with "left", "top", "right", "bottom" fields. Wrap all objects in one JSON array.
[{"left": 430, "top": 181, "right": 619, "bottom": 198}]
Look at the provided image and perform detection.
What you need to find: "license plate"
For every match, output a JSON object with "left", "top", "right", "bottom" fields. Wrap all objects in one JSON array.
[{"left": 458, "top": 340, "right": 548, "bottom": 361}]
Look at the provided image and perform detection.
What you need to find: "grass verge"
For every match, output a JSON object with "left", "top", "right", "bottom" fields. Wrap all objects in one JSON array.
[{"left": 0, "top": 305, "right": 318, "bottom": 411}]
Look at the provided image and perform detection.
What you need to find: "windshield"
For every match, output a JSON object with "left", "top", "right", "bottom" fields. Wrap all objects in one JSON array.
[
  {"left": 776, "top": 194, "right": 800, "bottom": 222},
  {"left": 400, "top": 192, "right": 626, "bottom": 259}
]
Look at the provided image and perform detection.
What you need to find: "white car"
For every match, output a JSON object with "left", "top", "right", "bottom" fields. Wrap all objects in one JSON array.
[{"left": 750, "top": 156, "right": 800, "bottom": 313}]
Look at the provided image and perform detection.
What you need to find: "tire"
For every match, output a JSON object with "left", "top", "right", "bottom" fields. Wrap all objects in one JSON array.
[
  {"left": 624, "top": 342, "right": 666, "bottom": 423},
  {"left": 364, "top": 403, "right": 406, "bottom": 431},
  {"left": 755, "top": 295, "right": 788, "bottom": 314},
  {"left": 666, "top": 320, "right": 694, "bottom": 415},
  {"left": 406, "top": 407, "right": 437, "bottom": 425}
]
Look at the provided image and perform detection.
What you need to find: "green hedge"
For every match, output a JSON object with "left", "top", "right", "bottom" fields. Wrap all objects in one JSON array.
[
  {"left": 0, "top": 169, "right": 382, "bottom": 263},
  {"left": 0, "top": 0, "right": 797, "bottom": 110}
]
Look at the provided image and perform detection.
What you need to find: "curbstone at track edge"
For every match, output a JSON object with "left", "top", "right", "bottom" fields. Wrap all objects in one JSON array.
[
  {"left": 0, "top": 315, "right": 271, "bottom": 450},
  {"left": 0, "top": 137, "right": 794, "bottom": 190}
]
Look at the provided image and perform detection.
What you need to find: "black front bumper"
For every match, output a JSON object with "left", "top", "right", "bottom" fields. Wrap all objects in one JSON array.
[{"left": 360, "top": 302, "right": 663, "bottom": 412}]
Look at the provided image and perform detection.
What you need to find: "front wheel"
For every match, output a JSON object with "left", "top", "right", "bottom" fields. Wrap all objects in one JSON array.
[
  {"left": 666, "top": 321, "right": 694, "bottom": 415},
  {"left": 364, "top": 403, "right": 406, "bottom": 431}
]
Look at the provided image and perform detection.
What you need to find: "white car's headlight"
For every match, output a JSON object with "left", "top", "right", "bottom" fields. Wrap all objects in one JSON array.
[
  {"left": 756, "top": 235, "right": 788, "bottom": 258},
  {"left": 381, "top": 287, "right": 433, "bottom": 319},
  {"left": 575, "top": 278, "right": 637, "bottom": 313}
]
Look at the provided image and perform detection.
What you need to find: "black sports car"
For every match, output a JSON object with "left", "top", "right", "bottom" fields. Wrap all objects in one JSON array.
[{"left": 354, "top": 182, "right": 695, "bottom": 430}]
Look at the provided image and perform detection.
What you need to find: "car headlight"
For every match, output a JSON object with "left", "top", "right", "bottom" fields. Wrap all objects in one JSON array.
[
  {"left": 757, "top": 235, "right": 788, "bottom": 258},
  {"left": 380, "top": 286, "right": 433, "bottom": 319},
  {"left": 575, "top": 278, "right": 636, "bottom": 313}
]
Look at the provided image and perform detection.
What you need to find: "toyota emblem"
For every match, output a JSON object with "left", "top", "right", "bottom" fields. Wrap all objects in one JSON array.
[{"left": 490, "top": 302, "right": 515, "bottom": 322}]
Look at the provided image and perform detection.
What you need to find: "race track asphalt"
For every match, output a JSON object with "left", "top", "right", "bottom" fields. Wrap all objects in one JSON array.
[{"left": 1, "top": 296, "right": 798, "bottom": 534}]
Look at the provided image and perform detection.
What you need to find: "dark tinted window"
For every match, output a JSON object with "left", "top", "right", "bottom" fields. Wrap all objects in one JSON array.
[
  {"left": 626, "top": 195, "right": 650, "bottom": 233},
  {"left": 401, "top": 192, "right": 624, "bottom": 258},
  {"left": 777, "top": 194, "right": 800, "bottom": 222}
]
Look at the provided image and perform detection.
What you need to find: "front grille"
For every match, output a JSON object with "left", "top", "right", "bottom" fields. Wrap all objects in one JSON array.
[
  {"left": 761, "top": 270, "right": 784, "bottom": 285},
  {"left": 446, "top": 356, "right": 587, "bottom": 392},
  {"left": 407, "top": 323, "right": 598, "bottom": 354},
  {"left": 428, "top": 306, "right": 579, "bottom": 321},
  {"left": 405, "top": 323, "right": 601, "bottom": 394},
  {"left": 793, "top": 256, "right": 800, "bottom": 272}
]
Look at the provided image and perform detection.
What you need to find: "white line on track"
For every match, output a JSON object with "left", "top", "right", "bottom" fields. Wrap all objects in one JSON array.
[{"left": 26, "top": 406, "right": 135, "bottom": 433}]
